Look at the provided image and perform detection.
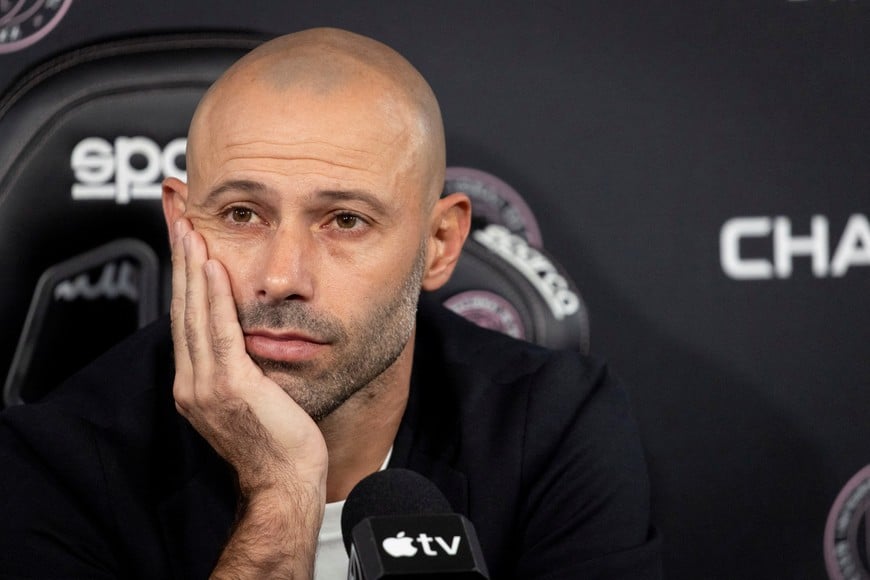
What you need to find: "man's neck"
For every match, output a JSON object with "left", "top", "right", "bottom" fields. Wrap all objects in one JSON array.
[{"left": 317, "top": 334, "right": 414, "bottom": 502}]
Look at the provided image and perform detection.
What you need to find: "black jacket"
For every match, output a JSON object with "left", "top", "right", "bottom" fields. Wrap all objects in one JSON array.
[{"left": 0, "top": 297, "right": 660, "bottom": 579}]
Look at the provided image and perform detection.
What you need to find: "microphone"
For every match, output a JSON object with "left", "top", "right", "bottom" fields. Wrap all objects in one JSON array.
[{"left": 341, "top": 468, "right": 490, "bottom": 579}]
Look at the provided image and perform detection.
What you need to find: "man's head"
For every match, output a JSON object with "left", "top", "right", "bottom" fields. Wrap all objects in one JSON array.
[{"left": 162, "top": 28, "right": 470, "bottom": 421}]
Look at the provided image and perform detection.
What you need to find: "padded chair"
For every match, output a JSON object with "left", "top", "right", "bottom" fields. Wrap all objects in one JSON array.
[{"left": 0, "top": 33, "right": 589, "bottom": 408}]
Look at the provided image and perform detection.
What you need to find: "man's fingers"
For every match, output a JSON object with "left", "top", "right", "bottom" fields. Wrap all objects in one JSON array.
[
  {"left": 169, "top": 219, "right": 193, "bottom": 378},
  {"left": 204, "top": 259, "right": 246, "bottom": 368},
  {"left": 183, "top": 229, "right": 213, "bottom": 377}
]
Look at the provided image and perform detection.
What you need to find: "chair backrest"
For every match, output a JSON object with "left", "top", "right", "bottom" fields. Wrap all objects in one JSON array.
[{"left": 0, "top": 33, "right": 589, "bottom": 408}]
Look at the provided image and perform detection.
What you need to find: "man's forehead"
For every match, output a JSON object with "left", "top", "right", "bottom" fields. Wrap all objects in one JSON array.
[
  {"left": 187, "top": 116, "right": 425, "bottom": 212},
  {"left": 195, "top": 102, "right": 415, "bottom": 184}
]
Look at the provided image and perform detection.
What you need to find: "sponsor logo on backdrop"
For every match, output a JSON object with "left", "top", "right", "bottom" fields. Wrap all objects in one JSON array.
[
  {"left": 443, "top": 291, "right": 526, "bottom": 340},
  {"left": 444, "top": 167, "right": 543, "bottom": 248},
  {"left": 70, "top": 136, "right": 187, "bottom": 204},
  {"left": 824, "top": 465, "right": 870, "bottom": 580},
  {"left": 473, "top": 224, "right": 580, "bottom": 320},
  {"left": 54, "top": 261, "right": 139, "bottom": 302},
  {"left": 720, "top": 214, "right": 870, "bottom": 279},
  {"left": 0, "top": 0, "right": 73, "bottom": 54}
]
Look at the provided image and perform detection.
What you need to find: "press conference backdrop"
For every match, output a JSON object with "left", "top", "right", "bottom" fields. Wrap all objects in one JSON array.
[{"left": 1, "top": 2, "right": 867, "bottom": 578}]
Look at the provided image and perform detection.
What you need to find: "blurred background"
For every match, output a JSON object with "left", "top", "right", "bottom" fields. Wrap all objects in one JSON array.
[{"left": 1, "top": 2, "right": 868, "bottom": 577}]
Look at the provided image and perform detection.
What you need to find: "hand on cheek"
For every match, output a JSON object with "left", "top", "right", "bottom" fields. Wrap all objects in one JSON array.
[{"left": 168, "top": 218, "right": 328, "bottom": 495}]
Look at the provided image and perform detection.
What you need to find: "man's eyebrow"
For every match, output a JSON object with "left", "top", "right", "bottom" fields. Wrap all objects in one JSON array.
[
  {"left": 203, "top": 179, "right": 269, "bottom": 205},
  {"left": 201, "top": 180, "right": 392, "bottom": 215},
  {"left": 315, "top": 189, "right": 390, "bottom": 215}
]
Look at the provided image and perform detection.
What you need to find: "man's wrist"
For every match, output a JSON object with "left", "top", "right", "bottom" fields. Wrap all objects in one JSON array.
[{"left": 213, "top": 482, "right": 325, "bottom": 578}]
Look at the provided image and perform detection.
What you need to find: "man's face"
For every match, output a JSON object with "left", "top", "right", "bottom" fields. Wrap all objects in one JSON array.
[{"left": 180, "top": 79, "right": 432, "bottom": 421}]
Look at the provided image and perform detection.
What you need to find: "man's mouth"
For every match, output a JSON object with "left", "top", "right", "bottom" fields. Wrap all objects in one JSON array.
[{"left": 243, "top": 329, "right": 328, "bottom": 363}]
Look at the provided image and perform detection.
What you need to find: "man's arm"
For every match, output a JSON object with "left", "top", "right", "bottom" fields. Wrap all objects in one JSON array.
[{"left": 171, "top": 218, "right": 328, "bottom": 577}]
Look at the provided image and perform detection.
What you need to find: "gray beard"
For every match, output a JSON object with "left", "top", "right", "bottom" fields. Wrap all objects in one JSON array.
[{"left": 238, "top": 240, "right": 427, "bottom": 422}]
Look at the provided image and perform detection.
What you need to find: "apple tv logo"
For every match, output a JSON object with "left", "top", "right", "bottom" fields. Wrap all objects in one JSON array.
[
  {"left": 382, "top": 531, "right": 462, "bottom": 558},
  {"left": 349, "top": 513, "right": 487, "bottom": 577}
]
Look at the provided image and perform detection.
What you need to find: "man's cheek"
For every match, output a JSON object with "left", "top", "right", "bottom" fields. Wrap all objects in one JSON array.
[
  {"left": 195, "top": 228, "right": 290, "bottom": 302},
  {"left": 187, "top": 221, "right": 242, "bottom": 258},
  {"left": 185, "top": 216, "right": 222, "bottom": 240}
]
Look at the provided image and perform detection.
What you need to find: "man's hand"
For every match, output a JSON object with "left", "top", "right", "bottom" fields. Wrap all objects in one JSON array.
[{"left": 169, "top": 218, "right": 327, "bottom": 577}]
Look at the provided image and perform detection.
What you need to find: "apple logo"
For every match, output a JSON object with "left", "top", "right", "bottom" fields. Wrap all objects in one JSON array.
[{"left": 382, "top": 531, "right": 418, "bottom": 558}]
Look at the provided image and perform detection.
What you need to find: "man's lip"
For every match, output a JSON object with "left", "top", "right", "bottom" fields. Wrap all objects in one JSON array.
[
  {"left": 243, "top": 329, "right": 328, "bottom": 362},
  {"left": 243, "top": 329, "right": 327, "bottom": 343}
]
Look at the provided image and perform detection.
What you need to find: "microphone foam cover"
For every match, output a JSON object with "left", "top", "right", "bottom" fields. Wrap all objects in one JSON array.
[{"left": 341, "top": 468, "right": 452, "bottom": 554}]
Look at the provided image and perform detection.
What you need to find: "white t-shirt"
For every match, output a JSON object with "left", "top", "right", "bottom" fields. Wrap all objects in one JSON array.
[
  {"left": 313, "top": 499, "right": 348, "bottom": 580},
  {"left": 313, "top": 448, "right": 393, "bottom": 580}
]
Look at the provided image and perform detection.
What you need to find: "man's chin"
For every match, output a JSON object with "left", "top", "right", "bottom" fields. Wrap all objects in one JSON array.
[
  {"left": 284, "top": 385, "right": 347, "bottom": 424},
  {"left": 251, "top": 355, "right": 310, "bottom": 374},
  {"left": 251, "top": 358, "right": 345, "bottom": 422}
]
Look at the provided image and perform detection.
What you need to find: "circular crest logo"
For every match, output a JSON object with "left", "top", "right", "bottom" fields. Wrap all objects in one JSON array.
[
  {"left": 443, "top": 291, "right": 525, "bottom": 340},
  {"left": 0, "top": 0, "right": 73, "bottom": 54},
  {"left": 825, "top": 465, "right": 870, "bottom": 579},
  {"left": 444, "top": 167, "right": 543, "bottom": 249}
]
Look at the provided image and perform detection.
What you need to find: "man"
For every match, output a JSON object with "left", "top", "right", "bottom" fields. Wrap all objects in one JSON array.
[{"left": 0, "top": 28, "right": 660, "bottom": 578}]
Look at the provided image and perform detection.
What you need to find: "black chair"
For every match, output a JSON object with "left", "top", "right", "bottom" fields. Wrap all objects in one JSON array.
[{"left": 0, "top": 33, "right": 588, "bottom": 408}]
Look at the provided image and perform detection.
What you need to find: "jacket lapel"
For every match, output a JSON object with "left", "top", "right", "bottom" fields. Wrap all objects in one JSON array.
[{"left": 389, "top": 299, "right": 470, "bottom": 515}]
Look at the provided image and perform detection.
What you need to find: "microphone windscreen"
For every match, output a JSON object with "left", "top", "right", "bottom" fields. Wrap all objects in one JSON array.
[{"left": 341, "top": 468, "right": 452, "bottom": 554}]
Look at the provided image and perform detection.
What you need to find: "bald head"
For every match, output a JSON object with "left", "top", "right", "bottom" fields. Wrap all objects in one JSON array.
[{"left": 187, "top": 27, "right": 446, "bottom": 208}]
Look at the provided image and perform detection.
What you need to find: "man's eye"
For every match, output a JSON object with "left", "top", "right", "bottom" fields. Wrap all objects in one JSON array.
[
  {"left": 229, "top": 207, "right": 254, "bottom": 223},
  {"left": 335, "top": 214, "right": 360, "bottom": 229}
]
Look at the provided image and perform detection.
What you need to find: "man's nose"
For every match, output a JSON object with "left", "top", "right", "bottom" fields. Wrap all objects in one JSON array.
[{"left": 256, "top": 225, "right": 315, "bottom": 302}]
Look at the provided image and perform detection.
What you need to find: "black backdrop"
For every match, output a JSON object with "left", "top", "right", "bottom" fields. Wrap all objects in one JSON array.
[{"left": 2, "top": 2, "right": 868, "bottom": 578}]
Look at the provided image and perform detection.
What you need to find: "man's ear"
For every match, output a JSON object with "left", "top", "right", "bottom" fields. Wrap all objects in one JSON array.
[
  {"left": 162, "top": 177, "right": 188, "bottom": 243},
  {"left": 422, "top": 192, "right": 472, "bottom": 291}
]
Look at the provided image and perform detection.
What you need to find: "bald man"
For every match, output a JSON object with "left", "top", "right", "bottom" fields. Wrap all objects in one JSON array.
[{"left": 0, "top": 28, "right": 660, "bottom": 579}]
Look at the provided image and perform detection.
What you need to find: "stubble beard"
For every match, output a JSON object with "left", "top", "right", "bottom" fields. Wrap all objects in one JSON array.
[{"left": 237, "top": 242, "right": 427, "bottom": 422}]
